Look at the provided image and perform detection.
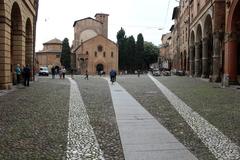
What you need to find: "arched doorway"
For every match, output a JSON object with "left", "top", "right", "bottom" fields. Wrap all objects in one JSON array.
[
  {"left": 184, "top": 50, "right": 187, "bottom": 71},
  {"left": 11, "top": 2, "right": 23, "bottom": 84},
  {"left": 190, "top": 31, "right": 195, "bottom": 76},
  {"left": 196, "top": 25, "right": 203, "bottom": 77},
  {"left": 203, "top": 15, "right": 213, "bottom": 78},
  {"left": 96, "top": 64, "right": 104, "bottom": 74},
  {"left": 25, "top": 18, "right": 33, "bottom": 69}
]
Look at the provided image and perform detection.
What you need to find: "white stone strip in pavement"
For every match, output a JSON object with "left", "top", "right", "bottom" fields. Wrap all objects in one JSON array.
[
  {"left": 66, "top": 78, "right": 104, "bottom": 160},
  {"left": 148, "top": 74, "right": 240, "bottom": 160},
  {"left": 106, "top": 78, "right": 197, "bottom": 160}
]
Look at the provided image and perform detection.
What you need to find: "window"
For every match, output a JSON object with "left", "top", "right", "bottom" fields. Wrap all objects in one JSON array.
[
  {"left": 111, "top": 52, "right": 114, "bottom": 57},
  {"left": 97, "top": 45, "right": 103, "bottom": 52},
  {"left": 103, "top": 52, "right": 106, "bottom": 57},
  {"left": 86, "top": 51, "right": 89, "bottom": 55},
  {"left": 95, "top": 51, "right": 97, "bottom": 57}
]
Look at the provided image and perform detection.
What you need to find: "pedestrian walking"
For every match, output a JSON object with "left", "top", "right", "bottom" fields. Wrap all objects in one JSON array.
[
  {"left": 59, "top": 67, "right": 62, "bottom": 79},
  {"left": 84, "top": 70, "right": 88, "bottom": 80},
  {"left": 137, "top": 69, "right": 141, "bottom": 77},
  {"left": 62, "top": 67, "right": 66, "bottom": 79},
  {"left": 15, "top": 64, "right": 21, "bottom": 84},
  {"left": 51, "top": 66, "right": 55, "bottom": 79},
  {"left": 23, "top": 64, "right": 31, "bottom": 86},
  {"left": 70, "top": 68, "right": 74, "bottom": 79},
  {"left": 110, "top": 69, "right": 117, "bottom": 84}
]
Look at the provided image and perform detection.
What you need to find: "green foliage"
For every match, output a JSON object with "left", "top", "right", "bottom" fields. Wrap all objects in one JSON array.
[
  {"left": 144, "top": 41, "right": 159, "bottom": 68},
  {"left": 61, "top": 38, "right": 71, "bottom": 70},
  {"left": 117, "top": 28, "right": 127, "bottom": 70},
  {"left": 126, "top": 36, "right": 136, "bottom": 72},
  {"left": 136, "top": 33, "right": 144, "bottom": 70},
  {"left": 116, "top": 28, "right": 159, "bottom": 72}
]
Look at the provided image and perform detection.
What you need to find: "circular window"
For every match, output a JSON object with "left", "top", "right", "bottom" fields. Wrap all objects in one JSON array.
[{"left": 97, "top": 45, "right": 103, "bottom": 52}]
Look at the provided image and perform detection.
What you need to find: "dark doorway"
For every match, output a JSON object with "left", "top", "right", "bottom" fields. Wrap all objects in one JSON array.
[{"left": 96, "top": 64, "right": 104, "bottom": 74}]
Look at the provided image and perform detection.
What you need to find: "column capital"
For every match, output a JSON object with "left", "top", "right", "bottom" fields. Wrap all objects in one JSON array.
[
  {"left": 195, "top": 41, "right": 202, "bottom": 48},
  {"left": 213, "top": 31, "right": 224, "bottom": 40},
  {"left": 225, "top": 32, "right": 238, "bottom": 42},
  {"left": 202, "top": 37, "right": 209, "bottom": 43},
  {"left": 190, "top": 45, "right": 195, "bottom": 49}
]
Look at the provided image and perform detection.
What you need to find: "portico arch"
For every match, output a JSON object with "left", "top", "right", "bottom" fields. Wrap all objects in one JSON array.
[
  {"left": 195, "top": 24, "right": 203, "bottom": 77},
  {"left": 25, "top": 18, "right": 33, "bottom": 69},
  {"left": 180, "top": 52, "right": 183, "bottom": 70},
  {"left": 184, "top": 50, "right": 187, "bottom": 71},
  {"left": 190, "top": 31, "right": 195, "bottom": 76},
  {"left": 202, "top": 14, "right": 213, "bottom": 78},
  {"left": 11, "top": 2, "right": 24, "bottom": 84}
]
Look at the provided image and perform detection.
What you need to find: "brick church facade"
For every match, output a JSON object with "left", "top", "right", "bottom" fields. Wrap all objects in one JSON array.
[{"left": 71, "top": 13, "right": 118, "bottom": 75}]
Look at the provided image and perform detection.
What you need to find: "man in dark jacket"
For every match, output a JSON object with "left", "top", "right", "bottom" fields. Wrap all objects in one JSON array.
[{"left": 23, "top": 64, "right": 31, "bottom": 86}]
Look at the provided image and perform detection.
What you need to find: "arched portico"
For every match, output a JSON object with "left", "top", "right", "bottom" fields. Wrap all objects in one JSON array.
[
  {"left": 184, "top": 50, "right": 187, "bottom": 71},
  {"left": 0, "top": 0, "right": 38, "bottom": 89},
  {"left": 195, "top": 24, "right": 203, "bottom": 77},
  {"left": 25, "top": 18, "right": 33, "bottom": 70},
  {"left": 11, "top": 2, "right": 24, "bottom": 84},
  {"left": 202, "top": 14, "right": 213, "bottom": 78},
  {"left": 225, "top": 0, "right": 240, "bottom": 83},
  {"left": 190, "top": 31, "right": 195, "bottom": 76}
]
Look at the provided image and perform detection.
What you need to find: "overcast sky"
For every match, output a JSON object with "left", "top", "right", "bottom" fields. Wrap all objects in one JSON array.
[{"left": 35, "top": 0, "right": 179, "bottom": 51}]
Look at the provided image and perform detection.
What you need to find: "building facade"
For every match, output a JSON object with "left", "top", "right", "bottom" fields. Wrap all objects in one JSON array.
[
  {"left": 0, "top": 0, "right": 38, "bottom": 89},
  {"left": 189, "top": 0, "right": 225, "bottom": 81},
  {"left": 72, "top": 13, "right": 118, "bottom": 75},
  {"left": 179, "top": 0, "right": 190, "bottom": 73},
  {"left": 36, "top": 38, "right": 62, "bottom": 71},
  {"left": 159, "top": 33, "right": 172, "bottom": 70},
  {"left": 165, "top": 0, "right": 240, "bottom": 84}
]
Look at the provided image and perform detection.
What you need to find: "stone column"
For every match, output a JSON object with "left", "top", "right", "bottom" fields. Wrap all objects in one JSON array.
[
  {"left": 202, "top": 37, "right": 209, "bottom": 78},
  {"left": 189, "top": 45, "right": 195, "bottom": 76},
  {"left": 224, "top": 32, "right": 238, "bottom": 82},
  {"left": 195, "top": 42, "right": 201, "bottom": 77},
  {"left": 0, "top": 16, "right": 11, "bottom": 89},
  {"left": 212, "top": 32, "right": 222, "bottom": 82}
]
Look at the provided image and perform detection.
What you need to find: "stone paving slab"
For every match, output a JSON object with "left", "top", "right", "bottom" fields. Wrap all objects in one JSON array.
[{"left": 107, "top": 79, "right": 197, "bottom": 160}]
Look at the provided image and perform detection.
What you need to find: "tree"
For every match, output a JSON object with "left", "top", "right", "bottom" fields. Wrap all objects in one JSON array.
[
  {"left": 116, "top": 28, "right": 127, "bottom": 70},
  {"left": 143, "top": 42, "right": 159, "bottom": 69},
  {"left": 126, "top": 36, "right": 136, "bottom": 72},
  {"left": 136, "top": 33, "right": 144, "bottom": 70},
  {"left": 61, "top": 38, "right": 71, "bottom": 70}
]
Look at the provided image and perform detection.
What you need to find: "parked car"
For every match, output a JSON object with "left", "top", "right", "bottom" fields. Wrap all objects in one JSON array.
[
  {"left": 152, "top": 69, "right": 161, "bottom": 76},
  {"left": 39, "top": 67, "right": 49, "bottom": 76},
  {"left": 162, "top": 70, "right": 171, "bottom": 76}
]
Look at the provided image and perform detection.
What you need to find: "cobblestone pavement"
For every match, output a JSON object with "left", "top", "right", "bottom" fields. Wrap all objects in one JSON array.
[
  {"left": 1, "top": 75, "right": 239, "bottom": 160},
  {"left": 75, "top": 75, "right": 125, "bottom": 160},
  {"left": 0, "top": 77, "right": 70, "bottom": 159},
  {"left": 149, "top": 75, "right": 240, "bottom": 160},
  {"left": 154, "top": 76, "right": 240, "bottom": 147},
  {"left": 66, "top": 78, "right": 104, "bottom": 160}
]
